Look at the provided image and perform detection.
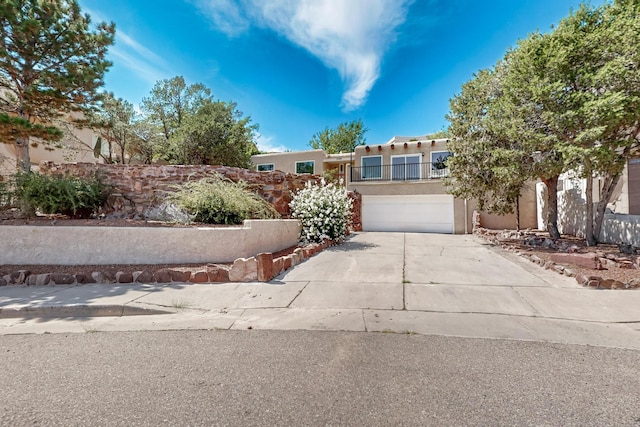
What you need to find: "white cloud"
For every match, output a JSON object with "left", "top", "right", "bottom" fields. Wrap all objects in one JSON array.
[
  {"left": 193, "top": 0, "right": 412, "bottom": 110},
  {"left": 256, "top": 133, "right": 289, "bottom": 153},
  {"left": 191, "top": 0, "right": 250, "bottom": 37}
]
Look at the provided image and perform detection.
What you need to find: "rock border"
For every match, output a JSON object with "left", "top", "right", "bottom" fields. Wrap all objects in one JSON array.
[
  {"left": 0, "top": 240, "right": 334, "bottom": 286},
  {"left": 475, "top": 228, "right": 640, "bottom": 290}
]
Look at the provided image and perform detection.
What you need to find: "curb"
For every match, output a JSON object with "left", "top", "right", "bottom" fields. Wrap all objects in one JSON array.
[{"left": 0, "top": 304, "right": 172, "bottom": 319}]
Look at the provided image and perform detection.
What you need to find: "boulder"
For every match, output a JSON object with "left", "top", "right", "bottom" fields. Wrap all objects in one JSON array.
[
  {"left": 134, "top": 270, "right": 155, "bottom": 283},
  {"left": 549, "top": 253, "right": 603, "bottom": 270},
  {"left": 256, "top": 252, "right": 274, "bottom": 282},
  {"left": 189, "top": 270, "right": 209, "bottom": 283},
  {"left": 27, "top": 274, "right": 50, "bottom": 286},
  {"left": 116, "top": 272, "right": 133, "bottom": 284},
  {"left": 50, "top": 273, "right": 75, "bottom": 285},
  {"left": 207, "top": 266, "right": 230, "bottom": 283},
  {"left": 229, "top": 257, "right": 258, "bottom": 282}
]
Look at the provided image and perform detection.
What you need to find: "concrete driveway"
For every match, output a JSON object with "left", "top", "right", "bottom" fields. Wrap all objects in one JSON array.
[{"left": 1, "top": 232, "right": 639, "bottom": 349}]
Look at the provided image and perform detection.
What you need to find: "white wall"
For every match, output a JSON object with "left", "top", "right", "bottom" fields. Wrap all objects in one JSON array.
[{"left": 0, "top": 219, "right": 301, "bottom": 265}]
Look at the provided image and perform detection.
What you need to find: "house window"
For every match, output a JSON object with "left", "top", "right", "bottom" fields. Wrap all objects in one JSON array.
[
  {"left": 361, "top": 155, "right": 382, "bottom": 180},
  {"left": 430, "top": 151, "right": 453, "bottom": 178},
  {"left": 296, "top": 160, "right": 315, "bottom": 174},
  {"left": 391, "top": 154, "right": 421, "bottom": 180},
  {"left": 257, "top": 163, "right": 274, "bottom": 172}
]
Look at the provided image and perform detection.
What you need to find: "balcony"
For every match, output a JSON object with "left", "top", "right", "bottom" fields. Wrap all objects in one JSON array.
[{"left": 349, "top": 162, "right": 449, "bottom": 183}]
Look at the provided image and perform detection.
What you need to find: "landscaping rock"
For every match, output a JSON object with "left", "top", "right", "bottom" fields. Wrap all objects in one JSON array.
[
  {"left": 116, "top": 271, "right": 133, "bottom": 284},
  {"left": 627, "top": 278, "right": 640, "bottom": 289},
  {"left": 553, "top": 265, "right": 565, "bottom": 274},
  {"left": 168, "top": 269, "right": 191, "bottom": 283},
  {"left": 273, "top": 257, "right": 285, "bottom": 276},
  {"left": 293, "top": 248, "right": 304, "bottom": 264},
  {"left": 575, "top": 274, "right": 589, "bottom": 285},
  {"left": 189, "top": 270, "right": 209, "bottom": 283},
  {"left": 11, "top": 270, "right": 30, "bottom": 285},
  {"left": 154, "top": 269, "right": 172, "bottom": 283},
  {"left": 599, "top": 279, "right": 624, "bottom": 289},
  {"left": 27, "top": 274, "right": 50, "bottom": 286},
  {"left": 563, "top": 268, "right": 576, "bottom": 278},
  {"left": 549, "top": 252, "right": 603, "bottom": 270},
  {"left": 207, "top": 266, "right": 230, "bottom": 283},
  {"left": 0, "top": 276, "right": 6, "bottom": 286},
  {"left": 229, "top": 257, "right": 258, "bottom": 282},
  {"left": 587, "top": 279, "right": 601, "bottom": 287},
  {"left": 256, "top": 252, "right": 274, "bottom": 282},
  {"left": 50, "top": 273, "right": 74, "bottom": 285},
  {"left": 74, "top": 273, "right": 96, "bottom": 284},
  {"left": 134, "top": 270, "right": 154, "bottom": 283}
]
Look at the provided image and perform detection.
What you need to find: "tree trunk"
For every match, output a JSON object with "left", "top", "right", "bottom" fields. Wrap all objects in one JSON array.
[
  {"left": 15, "top": 137, "right": 31, "bottom": 172},
  {"left": 543, "top": 176, "right": 561, "bottom": 239},
  {"left": 593, "top": 172, "right": 621, "bottom": 244},
  {"left": 585, "top": 170, "right": 596, "bottom": 246},
  {"left": 515, "top": 196, "right": 520, "bottom": 231}
]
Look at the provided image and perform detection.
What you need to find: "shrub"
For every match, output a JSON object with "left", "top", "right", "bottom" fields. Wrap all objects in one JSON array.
[
  {"left": 289, "top": 179, "right": 353, "bottom": 243},
  {"left": 0, "top": 178, "right": 15, "bottom": 209},
  {"left": 167, "top": 175, "right": 280, "bottom": 225},
  {"left": 13, "top": 172, "right": 109, "bottom": 218}
]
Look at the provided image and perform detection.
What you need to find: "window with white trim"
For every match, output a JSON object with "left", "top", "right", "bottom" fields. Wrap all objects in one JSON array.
[
  {"left": 361, "top": 155, "right": 382, "bottom": 179},
  {"left": 391, "top": 154, "right": 421, "bottom": 180},
  {"left": 430, "top": 151, "right": 453, "bottom": 178}
]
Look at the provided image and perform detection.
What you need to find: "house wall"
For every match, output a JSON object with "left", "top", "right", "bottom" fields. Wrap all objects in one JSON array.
[
  {"left": 469, "top": 183, "right": 539, "bottom": 230},
  {"left": 352, "top": 138, "right": 450, "bottom": 166},
  {"left": 629, "top": 158, "right": 640, "bottom": 215},
  {"left": 251, "top": 150, "right": 326, "bottom": 175},
  {"left": 0, "top": 114, "right": 99, "bottom": 178}
]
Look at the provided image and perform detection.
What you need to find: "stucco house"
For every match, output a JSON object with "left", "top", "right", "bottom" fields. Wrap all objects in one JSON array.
[
  {"left": 251, "top": 149, "right": 353, "bottom": 182},
  {"left": 252, "top": 136, "right": 539, "bottom": 234},
  {"left": 345, "top": 136, "right": 538, "bottom": 234}
]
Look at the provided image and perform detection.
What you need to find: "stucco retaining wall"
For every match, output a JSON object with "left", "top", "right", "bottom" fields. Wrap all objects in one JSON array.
[
  {"left": 0, "top": 219, "right": 302, "bottom": 265},
  {"left": 600, "top": 213, "right": 640, "bottom": 247}
]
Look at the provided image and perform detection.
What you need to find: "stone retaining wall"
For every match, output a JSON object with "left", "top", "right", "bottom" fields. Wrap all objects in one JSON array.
[{"left": 40, "top": 162, "right": 322, "bottom": 217}]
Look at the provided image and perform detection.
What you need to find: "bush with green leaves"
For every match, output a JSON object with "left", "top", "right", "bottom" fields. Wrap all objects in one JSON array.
[
  {"left": 289, "top": 180, "right": 353, "bottom": 243},
  {"left": 167, "top": 175, "right": 280, "bottom": 225},
  {"left": 0, "top": 179, "right": 15, "bottom": 209},
  {"left": 13, "top": 172, "right": 109, "bottom": 217}
]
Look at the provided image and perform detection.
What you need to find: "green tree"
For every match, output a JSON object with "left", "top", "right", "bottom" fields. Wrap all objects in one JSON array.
[
  {"left": 534, "top": 1, "right": 640, "bottom": 245},
  {"left": 309, "top": 119, "right": 367, "bottom": 153},
  {"left": 446, "top": 65, "right": 534, "bottom": 231},
  {"left": 0, "top": 0, "right": 115, "bottom": 172},
  {"left": 93, "top": 93, "right": 136, "bottom": 163},
  {"left": 140, "top": 76, "right": 212, "bottom": 142},
  {"left": 167, "top": 100, "right": 258, "bottom": 168}
]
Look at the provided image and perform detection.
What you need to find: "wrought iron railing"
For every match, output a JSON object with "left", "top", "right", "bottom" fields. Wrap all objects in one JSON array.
[{"left": 349, "top": 162, "right": 449, "bottom": 182}]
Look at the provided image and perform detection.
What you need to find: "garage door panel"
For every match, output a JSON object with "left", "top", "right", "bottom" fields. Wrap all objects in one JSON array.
[{"left": 362, "top": 195, "right": 454, "bottom": 233}]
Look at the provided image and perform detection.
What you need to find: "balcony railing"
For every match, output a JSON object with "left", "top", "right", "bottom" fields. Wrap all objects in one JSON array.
[{"left": 350, "top": 162, "right": 449, "bottom": 183}]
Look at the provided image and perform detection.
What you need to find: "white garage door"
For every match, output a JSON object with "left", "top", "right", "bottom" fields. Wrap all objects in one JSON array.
[{"left": 362, "top": 195, "right": 454, "bottom": 233}]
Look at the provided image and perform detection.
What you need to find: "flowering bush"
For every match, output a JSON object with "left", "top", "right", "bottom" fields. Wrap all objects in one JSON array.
[{"left": 290, "top": 180, "right": 353, "bottom": 243}]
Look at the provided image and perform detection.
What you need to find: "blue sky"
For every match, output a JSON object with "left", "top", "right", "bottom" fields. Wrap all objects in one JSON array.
[{"left": 78, "top": 0, "right": 604, "bottom": 153}]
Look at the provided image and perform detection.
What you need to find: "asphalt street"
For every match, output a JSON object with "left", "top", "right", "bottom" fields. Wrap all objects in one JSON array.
[{"left": 1, "top": 330, "right": 639, "bottom": 426}]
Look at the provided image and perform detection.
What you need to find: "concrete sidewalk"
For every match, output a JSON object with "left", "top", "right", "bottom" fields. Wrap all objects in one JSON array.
[{"left": 1, "top": 232, "right": 639, "bottom": 350}]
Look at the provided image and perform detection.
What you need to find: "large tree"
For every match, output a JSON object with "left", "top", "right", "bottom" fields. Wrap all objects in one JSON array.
[
  {"left": 308, "top": 119, "right": 367, "bottom": 154},
  {"left": 0, "top": 0, "right": 115, "bottom": 171},
  {"left": 447, "top": 0, "right": 640, "bottom": 243},
  {"left": 167, "top": 100, "right": 258, "bottom": 168},
  {"left": 140, "top": 76, "right": 212, "bottom": 142}
]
